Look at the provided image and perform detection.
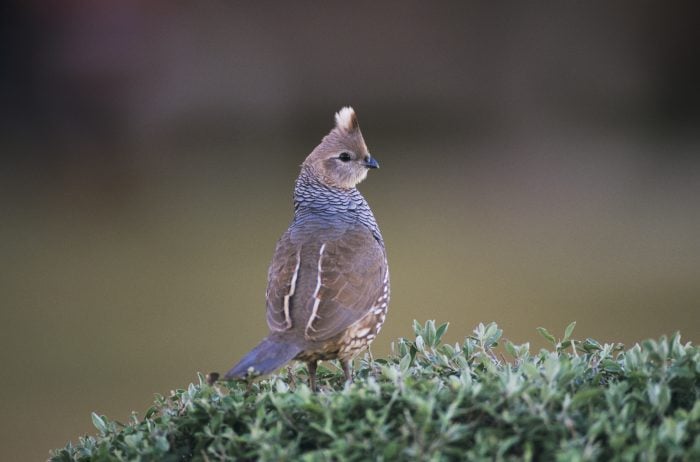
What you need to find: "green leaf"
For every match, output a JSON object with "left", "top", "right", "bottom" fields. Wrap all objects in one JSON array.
[
  {"left": 582, "top": 338, "right": 602, "bottom": 352},
  {"left": 435, "top": 322, "right": 449, "bottom": 344},
  {"left": 505, "top": 340, "right": 518, "bottom": 358},
  {"left": 412, "top": 320, "right": 423, "bottom": 336},
  {"left": 601, "top": 359, "right": 622, "bottom": 373},
  {"left": 383, "top": 441, "right": 400, "bottom": 459},
  {"left": 570, "top": 388, "right": 603, "bottom": 408},
  {"left": 425, "top": 320, "right": 437, "bottom": 347},
  {"left": 415, "top": 335, "right": 425, "bottom": 352},
  {"left": 144, "top": 406, "right": 158, "bottom": 419},
  {"left": 91, "top": 413, "right": 107, "bottom": 434},
  {"left": 563, "top": 321, "right": 577, "bottom": 341},
  {"left": 399, "top": 353, "right": 411, "bottom": 374},
  {"left": 484, "top": 322, "right": 498, "bottom": 340},
  {"left": 536, "top": 327, "right": 557, "bottom": 345},
  {"left": 485, "top": 323, "right": 503, "bottom": 346}
]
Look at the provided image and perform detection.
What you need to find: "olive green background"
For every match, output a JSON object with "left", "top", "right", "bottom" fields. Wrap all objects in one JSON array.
[{"left": 2, "top": 3, "right": 699, "bottom": 460}]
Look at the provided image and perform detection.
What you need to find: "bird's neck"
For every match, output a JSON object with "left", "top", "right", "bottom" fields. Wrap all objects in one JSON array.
[
  {"left": 293, "top": 166, "right": 384, "bottom": 244},
  {"left": 293, "top": 166, "right": 363, "bottom": 213}
]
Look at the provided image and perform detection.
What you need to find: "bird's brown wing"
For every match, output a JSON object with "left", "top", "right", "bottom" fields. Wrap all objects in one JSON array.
[
  {"left": 265, "top": 233, "right": 301, "bottom": 333},
  {"left": 303, "top": 226, "right": 387, "bottom": 342}
]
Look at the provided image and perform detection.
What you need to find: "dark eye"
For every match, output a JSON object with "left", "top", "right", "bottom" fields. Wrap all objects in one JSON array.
[{"left": 338, "top": 152, "right": 352, "bottom": 162}]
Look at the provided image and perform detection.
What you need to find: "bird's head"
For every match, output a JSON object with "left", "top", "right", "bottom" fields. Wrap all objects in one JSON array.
[{"left": 302, "top": 107, "right": 379, "bottom": 189}]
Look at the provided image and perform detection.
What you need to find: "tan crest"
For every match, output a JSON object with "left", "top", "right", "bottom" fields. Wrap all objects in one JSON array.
[{"left": 334, "top": 107, "right": 359, "bottom": 132}]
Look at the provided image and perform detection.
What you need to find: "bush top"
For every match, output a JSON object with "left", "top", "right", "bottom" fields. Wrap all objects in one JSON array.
[{"left": 51, "top": 321, "right": 700, "bottom": 461}]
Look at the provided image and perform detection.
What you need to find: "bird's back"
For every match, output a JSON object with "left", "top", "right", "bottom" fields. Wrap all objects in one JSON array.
[{"left": 266, "top": 210, "right": 388, "bottom": 360}]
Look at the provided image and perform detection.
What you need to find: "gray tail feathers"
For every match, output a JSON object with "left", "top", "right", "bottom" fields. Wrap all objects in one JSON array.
[{"left": 225, "top": 336, "right": 302, "bottom": 379}]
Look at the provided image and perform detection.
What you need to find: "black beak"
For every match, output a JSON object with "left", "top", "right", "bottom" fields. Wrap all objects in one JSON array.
[{"left": 364, "top": 157, "right": 379, "bottom": 169}]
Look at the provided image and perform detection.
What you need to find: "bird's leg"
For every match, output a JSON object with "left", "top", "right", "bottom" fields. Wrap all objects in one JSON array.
[
  {"left": 306, "top": 360, "right": 318, "bottom": 392},
  {"left": 205, "top": 372, "right": 220, "bottom": 386},
  {"left": 287, "top": 364, "right": 296, "bottom": 390},
  {"left": 341, "top": 359, "right": 353, "bottom": 384},
  {"left": 367, "top": 347, "right": 378, "bottom": 377}
]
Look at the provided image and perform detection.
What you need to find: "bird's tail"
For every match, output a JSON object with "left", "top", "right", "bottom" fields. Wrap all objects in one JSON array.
[{"left": 225, "top": 335, "right": 302, "bottom": 379}]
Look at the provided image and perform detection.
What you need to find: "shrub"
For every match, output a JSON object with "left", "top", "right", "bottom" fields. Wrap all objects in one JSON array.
[{"left": 50, "top": 321, "right": 700, "bottom": 461}]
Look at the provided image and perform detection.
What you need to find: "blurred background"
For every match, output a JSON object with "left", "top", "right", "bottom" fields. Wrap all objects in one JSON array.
[{"left": 2, "top": 1, "right": 699, "bottom": 459}]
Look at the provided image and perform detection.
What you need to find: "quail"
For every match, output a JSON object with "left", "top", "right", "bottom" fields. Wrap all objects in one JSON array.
[{"left": 225, "top": 107, "right": 389, "bottom": 391}]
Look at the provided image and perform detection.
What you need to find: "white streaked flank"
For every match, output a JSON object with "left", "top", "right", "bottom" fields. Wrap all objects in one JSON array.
[
  {"left": 282, "top": 250, "right": 301, "bottom": 329},
  {"left": 305, "top": 243, "right": 326, "bottom": 338}
]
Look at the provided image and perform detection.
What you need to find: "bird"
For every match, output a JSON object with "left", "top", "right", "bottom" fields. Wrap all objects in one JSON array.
[{"left": 224, "top": 107, "right": 389, "bottom": 391}]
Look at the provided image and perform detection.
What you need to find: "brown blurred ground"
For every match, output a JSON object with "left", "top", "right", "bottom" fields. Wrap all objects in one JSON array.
[{"left": 1, "top": 2, "right": 699, "bottom": 460}]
